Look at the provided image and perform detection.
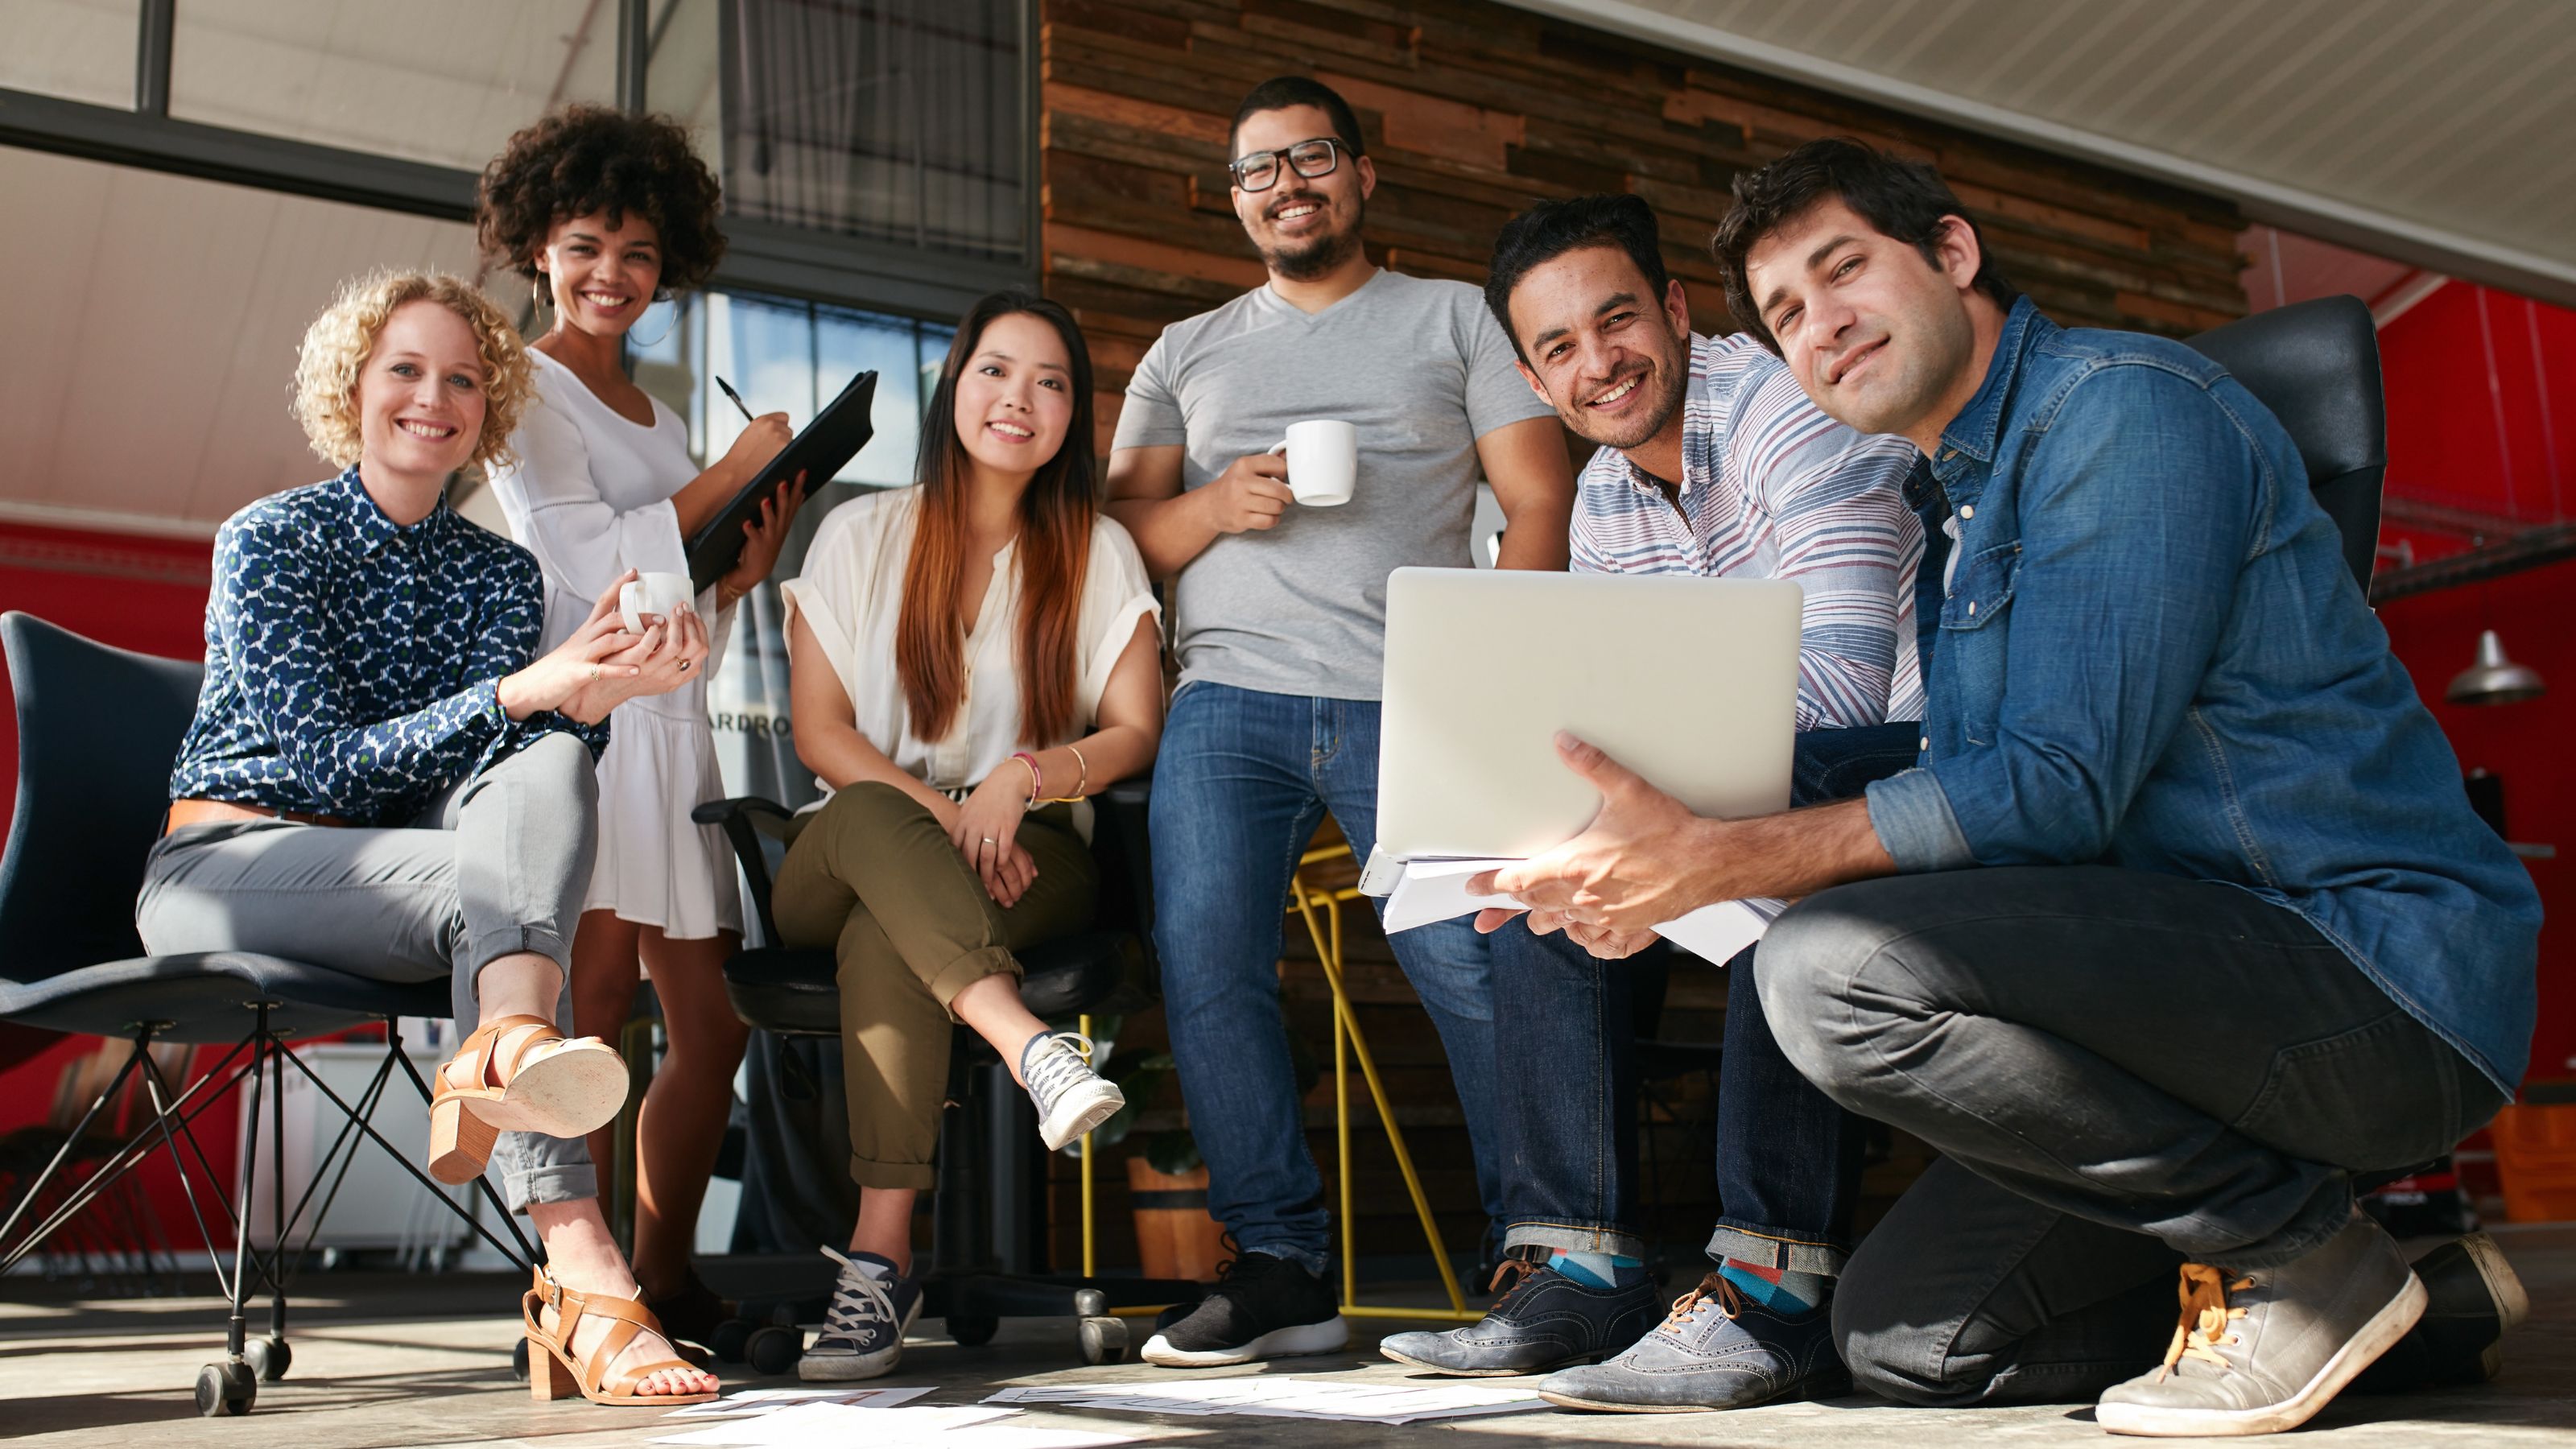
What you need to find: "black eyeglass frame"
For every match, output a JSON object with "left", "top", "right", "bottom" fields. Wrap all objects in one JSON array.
[{"left": 1228, "top": 136, "right": 1351, "bottom": 192}]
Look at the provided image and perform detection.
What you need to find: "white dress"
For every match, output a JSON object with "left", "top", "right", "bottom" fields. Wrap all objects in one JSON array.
[{"left": 488, "top": 349, "right": 743, "bottom": 939}]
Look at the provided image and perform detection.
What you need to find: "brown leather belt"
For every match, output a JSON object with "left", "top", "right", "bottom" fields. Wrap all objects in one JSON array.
[{"left": 164, "top": 798, "right": 353, "bottom": 835}]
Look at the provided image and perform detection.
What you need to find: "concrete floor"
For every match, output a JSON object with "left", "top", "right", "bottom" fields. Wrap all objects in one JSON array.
[{"left": 5, "top": 1227, "right": 2573, "bottom": 1447}]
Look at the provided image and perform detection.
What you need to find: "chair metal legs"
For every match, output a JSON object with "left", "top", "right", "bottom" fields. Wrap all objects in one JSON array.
[
  {"left": 0, "top": 1010, "right": 541, "bottom": 1416},
  {"left": 1287, "top": 844, "right": 1481, "bottom": 1323}
]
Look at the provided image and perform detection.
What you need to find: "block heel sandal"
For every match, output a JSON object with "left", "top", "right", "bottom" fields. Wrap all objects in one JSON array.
[
  {"left": 523, "top": 1266, "right": 719, "bottom": 1407},
  {"left": 426, "top": 1013, "right": 627, "bottom": 1186}
]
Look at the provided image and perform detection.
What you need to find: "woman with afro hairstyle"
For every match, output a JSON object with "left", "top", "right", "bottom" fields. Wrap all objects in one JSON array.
[{"left": 477, "top": 104, "right": 807, "bottom": 1347}]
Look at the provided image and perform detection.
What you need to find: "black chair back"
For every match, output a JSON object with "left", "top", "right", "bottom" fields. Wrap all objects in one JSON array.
[
  {"left": 0, "top": 614, "right": 204, "bottom": 981},
  {"left": 2185, "top": 295, "right": 2388, "bottom": 592}
]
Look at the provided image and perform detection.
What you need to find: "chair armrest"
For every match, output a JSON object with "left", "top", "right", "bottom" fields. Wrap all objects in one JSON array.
[{"left": 693, "top": 796, "right": 795, "bottom": 944}]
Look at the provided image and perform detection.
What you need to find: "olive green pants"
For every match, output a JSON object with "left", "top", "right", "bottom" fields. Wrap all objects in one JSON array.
[{"left": 770, "top": 782, "right": 1096, "bottom": 1190}]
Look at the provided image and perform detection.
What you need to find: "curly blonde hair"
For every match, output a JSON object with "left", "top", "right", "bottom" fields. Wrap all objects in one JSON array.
[{"left": 291, "top": 271, "right": 534, "bottom": 474}]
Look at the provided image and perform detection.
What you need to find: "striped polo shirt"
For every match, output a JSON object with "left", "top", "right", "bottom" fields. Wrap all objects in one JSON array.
[{"left": 1571, "top": 331, "right": 1925, "bottom": 731}]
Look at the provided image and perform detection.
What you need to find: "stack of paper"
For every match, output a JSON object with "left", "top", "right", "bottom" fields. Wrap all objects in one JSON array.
[
  {"left": 664, "top": 1385, "right": 935, "bottom": 1419},
  {"left": 985, "top": 1375, "right": 1545, "bottom": 1426},
  {"left": 1380, "top": 857, "right": 1783, "bottom": 964}
]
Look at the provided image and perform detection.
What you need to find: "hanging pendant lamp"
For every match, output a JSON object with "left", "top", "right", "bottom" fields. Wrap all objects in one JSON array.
[{"left": 2446, "top": 629, "right": 2546, "bottom": 706}]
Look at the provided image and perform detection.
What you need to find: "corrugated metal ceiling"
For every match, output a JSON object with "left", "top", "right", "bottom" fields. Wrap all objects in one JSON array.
[{"left": 1509, "top": 0, "right": 2576, "bottom": 305}]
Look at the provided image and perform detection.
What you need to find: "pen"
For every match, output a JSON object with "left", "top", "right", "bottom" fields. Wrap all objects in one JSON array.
[{"left": 714, "top": 375, "right": 756, "bottom": 423}]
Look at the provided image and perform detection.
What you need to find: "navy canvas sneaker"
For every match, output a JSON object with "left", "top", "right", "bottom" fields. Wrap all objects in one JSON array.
[
  {"left": 1381, "top": 1257, "right": 1658, "bottom": 1376},
  {"left": 798, "top": 1246, "right": 923, "bottom": 1381},
  {"left": 1537, "top": 1272, "right": 1848, "bottom": 1412}
]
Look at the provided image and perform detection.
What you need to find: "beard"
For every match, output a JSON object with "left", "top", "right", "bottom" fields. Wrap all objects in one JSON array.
[
  {"left": 1829, "top": 303, "right": 1975, "bottom": 438},
  {"left": 1560, "top": 349, "right": 1690, "bottom": 452},
  {"left": 1257, "top": 196, "right": 1367, "bottom": 282}
]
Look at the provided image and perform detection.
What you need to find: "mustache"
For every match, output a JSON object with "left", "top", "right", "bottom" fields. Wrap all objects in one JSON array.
[{"left": 1582, "top": 361, "right": 1653, "bottom": 407}]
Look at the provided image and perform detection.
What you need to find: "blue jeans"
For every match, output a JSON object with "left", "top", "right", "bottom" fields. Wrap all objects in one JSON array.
[
  {"left": 1150, "top": 683, "right": 1505, "bottom": 1271},
  {"left": 1490, "top": 723, "right": 1922, "bottom": 1268}
]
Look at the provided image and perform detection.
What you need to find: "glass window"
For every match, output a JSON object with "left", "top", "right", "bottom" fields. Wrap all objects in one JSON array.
[
  {"left": 0, "top": 0, "right": 139, "bottom": 108},
  {"left": 716, "top": 0, "right": 1028, "bottom": 262},
  {"left": 169, "top": 0, "right": 618, "bottom": 171},
  {"left": 625, "top": 285, "right": 960, "bottom": 808}
]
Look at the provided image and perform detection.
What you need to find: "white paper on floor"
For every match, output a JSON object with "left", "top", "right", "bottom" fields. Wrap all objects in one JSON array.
[
  {"left": 984, "top": 1376, "right": 1547, "bottom": 1425},
  {"left": 664, "top": 1385, "right": 937, "bottom": 1418},
  {"left": 651, "top": 1403, "right": 1013, "bottom": 1446}
]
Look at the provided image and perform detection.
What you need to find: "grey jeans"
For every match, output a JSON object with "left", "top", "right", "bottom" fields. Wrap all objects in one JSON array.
[
  {"left": 134, "top": 732, "right": 603, "bottom": 1212},
  {"left": 1754, "top": 865, "right": 2503, "bottom": 1406}
]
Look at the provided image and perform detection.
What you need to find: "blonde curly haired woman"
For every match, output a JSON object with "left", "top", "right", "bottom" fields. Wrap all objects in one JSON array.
[{"left": 134, "top": 270, "right": 720, "bottom": 1406}]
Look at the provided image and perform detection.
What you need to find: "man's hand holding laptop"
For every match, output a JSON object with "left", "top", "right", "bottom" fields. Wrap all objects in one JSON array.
[{"left": 1469, "top": 731, "right": 1898, "bottom": 960}]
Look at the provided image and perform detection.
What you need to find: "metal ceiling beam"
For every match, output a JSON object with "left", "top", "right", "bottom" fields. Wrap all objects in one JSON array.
[
  {"left": 2369, "top": 522, "right": 2576, "bottom": 604},
  {"left": 2380, "top": 497, "right": 2534, "bottom": 542},
  {"left": 1500, "top": 0, "right": 2576, "bottom": 311}
]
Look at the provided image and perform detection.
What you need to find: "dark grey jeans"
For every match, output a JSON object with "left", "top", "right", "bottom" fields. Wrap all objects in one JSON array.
[
  {"left": 1756, "top": 865, "right": 2503, "bottom": 1406},
  {"left": 134, "top": 732, "right": 602, "bottom": 1212}
]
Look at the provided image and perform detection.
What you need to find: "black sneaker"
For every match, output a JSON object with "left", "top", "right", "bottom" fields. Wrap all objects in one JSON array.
[
  {"left": 1141, "top": 1249, "right": 1348, "bottom": 1367},
  {"left": 2354, "top": 1230, "right": 2530, "bottom": 1392},
  {"left": 1381, "top": 1256, "right": 1659, "bottom": 1376}
]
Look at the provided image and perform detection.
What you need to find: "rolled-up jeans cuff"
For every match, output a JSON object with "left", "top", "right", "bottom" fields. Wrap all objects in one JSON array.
[
  {"left": 469, "top": 925, "right": 571, "bottom": 979},
  {"left": 502, "top": 1158, "right": 597, "bottom": 1215},
  {"left": 1506, "top": 1221, "right": 1645, "bottom": 1258},
  {"left": 1242, "top": 1241, "right": 1328, "bottom": 1276},
  {"left": 1706, "top": 1221, "right": 1848, "bottom": 1278}
]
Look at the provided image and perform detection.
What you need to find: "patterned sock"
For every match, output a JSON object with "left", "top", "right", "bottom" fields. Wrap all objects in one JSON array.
[
  {"left": 1719, "top": 1258, "right": 1830, "bottom": 1313},
  {"left": 1546, "top": 1248, "right": 1647, "bottom": 1289}
]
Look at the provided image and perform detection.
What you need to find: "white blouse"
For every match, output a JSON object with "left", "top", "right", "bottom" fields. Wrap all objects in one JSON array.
[{"left": 782, "top": 488, "right": 1159, "bottom": 808}]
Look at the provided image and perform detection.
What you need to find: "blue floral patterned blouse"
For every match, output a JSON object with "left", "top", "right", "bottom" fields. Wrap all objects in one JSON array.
[{"left": 167, "top": 467, "right": 607, "bottom": 827}]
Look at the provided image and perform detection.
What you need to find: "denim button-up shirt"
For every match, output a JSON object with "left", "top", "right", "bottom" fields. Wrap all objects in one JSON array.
[
  {"left": 168, "top": 467, "right": 607, "bottom": 827},
  {"left": 1864, "top": 298, "right": 2541, "bottom": 1091}
]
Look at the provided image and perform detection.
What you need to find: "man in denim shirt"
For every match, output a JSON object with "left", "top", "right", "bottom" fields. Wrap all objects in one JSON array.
[{"left": 1479, "top": 140, "right": 2540, "bottom": 1438}]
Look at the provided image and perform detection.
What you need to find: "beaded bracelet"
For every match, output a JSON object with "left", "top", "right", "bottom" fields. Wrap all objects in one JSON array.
[{"left": 1011, "top": 750, "right": 1044, "bottom": 807}]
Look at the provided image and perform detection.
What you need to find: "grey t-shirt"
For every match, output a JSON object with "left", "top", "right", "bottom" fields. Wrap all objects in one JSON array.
[{"left": 1113, "top": 268, "right": 1553, "bottom": 700}]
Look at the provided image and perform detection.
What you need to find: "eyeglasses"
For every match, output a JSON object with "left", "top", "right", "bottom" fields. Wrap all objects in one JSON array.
[{"left": 1228, "top": 137, "right": 1346, "bottom": 193}]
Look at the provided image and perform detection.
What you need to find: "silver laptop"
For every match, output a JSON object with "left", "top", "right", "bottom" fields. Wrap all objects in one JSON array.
[{"left": 1374, "top": 568, "right": 1804, "bottom": 861}]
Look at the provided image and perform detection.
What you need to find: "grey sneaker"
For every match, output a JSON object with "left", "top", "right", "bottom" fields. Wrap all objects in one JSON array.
[
  {"left": 797, "top": 1247, "right": 923, "bottom": 1381},
  {"left": 1537, "top": 1272, "right": 1846, "bottom": 1413},
  {"left": 2096, "top": 1209, "right": 2426, "bottom": 1437},
  {"left": 1022, "top": 1033, "right": 1123, "bottom": 1152},
  {"left": 1381, "top": 1257, "right": 1659, "bottom": 1376}
]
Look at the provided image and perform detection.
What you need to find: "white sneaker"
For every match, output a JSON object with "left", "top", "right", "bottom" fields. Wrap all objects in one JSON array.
[{"left": 1020, "top": 1032, "right": 1123, "bottom": 1151}]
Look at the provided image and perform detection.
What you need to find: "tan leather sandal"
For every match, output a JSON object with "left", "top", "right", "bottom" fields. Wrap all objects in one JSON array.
[
  {"left": 522, "top": 1265, "right": 719, "bottom": 1406},
  {"left": 425, "top": 1013, "right": 626, "bottom": 1185}
]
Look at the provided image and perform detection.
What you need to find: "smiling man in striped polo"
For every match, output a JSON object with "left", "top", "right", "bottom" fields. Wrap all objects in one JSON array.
[{"left": 1374, "top": 192, "right": 1927, "bottom": 1410}]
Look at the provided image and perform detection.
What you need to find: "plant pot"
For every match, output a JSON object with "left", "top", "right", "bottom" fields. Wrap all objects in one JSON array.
[{"left": 1126, "top": 1157, "right": 1231, "bottom": 1282}]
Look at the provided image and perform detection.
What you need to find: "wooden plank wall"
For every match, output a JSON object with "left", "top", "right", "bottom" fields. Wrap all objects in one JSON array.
[{"left": 1038, "top": 0, "right": 2247, "bottom": 1276}]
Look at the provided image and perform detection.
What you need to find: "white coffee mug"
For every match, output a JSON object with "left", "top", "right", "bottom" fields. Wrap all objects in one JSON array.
[
  {"left": 619, "top": 571, "right": 695, "bottom": 633},
  {"left": 1268, "top": 419, "right": 1358, "bottom": 506}
]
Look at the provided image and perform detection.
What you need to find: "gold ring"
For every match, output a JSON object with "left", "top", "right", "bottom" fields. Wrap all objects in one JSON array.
[
  {"left": 678, "top": 658, "right": 692, "bottom": 671},
  {"left": 588, "top": 664, "right": 602, "bottom": 683}
]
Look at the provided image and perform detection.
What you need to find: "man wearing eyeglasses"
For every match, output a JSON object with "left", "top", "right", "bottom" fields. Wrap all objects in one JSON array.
[{"left": 1104, "top": 75, "right": 1581, "bottom": 1368}]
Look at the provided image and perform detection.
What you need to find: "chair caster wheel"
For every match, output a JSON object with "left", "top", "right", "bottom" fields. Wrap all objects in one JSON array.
[
  {"left": 196, "top": 1361, "right": 256, "bottom": 1417},
  {"left": 745, "top": 1324, "right": 803, "bottom": 1377},
  {"left": 511, "top": 1336, "right": 530, "bottom": 1382},
  {"left": 711, "top": 1317, "right": 753, "bottom": 1364},
  {"left": 946, "top": 1313, "right": 999, "bottom": 1348},
  {"left": 244, "top": 1335, "right": 291, "bottom": 1382},
  {"left": 1078, "top": 1315, "right": 1129, "bottom": 1365}
]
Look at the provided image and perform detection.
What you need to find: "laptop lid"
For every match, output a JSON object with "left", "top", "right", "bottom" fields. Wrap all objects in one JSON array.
[{"left": 1374, "top": 568, "right": 1803, "bottom": 861}]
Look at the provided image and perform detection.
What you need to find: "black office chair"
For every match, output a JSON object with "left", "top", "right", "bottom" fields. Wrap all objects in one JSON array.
[
  {"left": 2185, "top": 293, "right": 2387, "bottom": 592},
  {"left": 697, "top": 778, "right": 1202, "bottom": 1369},
  {"left": 0, "top": 613, "right": 535, "bottom": 1417}
]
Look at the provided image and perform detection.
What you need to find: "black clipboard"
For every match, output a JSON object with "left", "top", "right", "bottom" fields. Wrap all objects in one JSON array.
[{"left": 686, "top": 369, "right": 878, "bottom": 591}]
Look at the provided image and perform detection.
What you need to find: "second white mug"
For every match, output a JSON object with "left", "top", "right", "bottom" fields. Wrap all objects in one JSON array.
[
  {"left": 1269, "top": 419, "right": 1358, "bottom": 506},
  {"left": 619, "top": 571, "right": 695, "bottom": 634}
]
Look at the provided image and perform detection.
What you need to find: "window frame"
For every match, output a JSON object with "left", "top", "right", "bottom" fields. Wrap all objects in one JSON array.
[{"left": 0, "top": 0, "right": 1038, "bottom": 321}]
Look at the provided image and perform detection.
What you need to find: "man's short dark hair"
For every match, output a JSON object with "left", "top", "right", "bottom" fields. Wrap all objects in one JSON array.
[
  {"left": 1483, "top": 194, "right": 1672, "bottom": 363},
  {"left": 1229, "top": 76, "right": 1366, "bottom": 162},
  {"left": 1712, "top": 138, "right": 2017, "bottom": 354}
]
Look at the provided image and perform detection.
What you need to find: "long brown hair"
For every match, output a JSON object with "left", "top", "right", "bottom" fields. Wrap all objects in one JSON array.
[{"left": 895, "top": 291, "right": 1100, "bottom": 746}]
